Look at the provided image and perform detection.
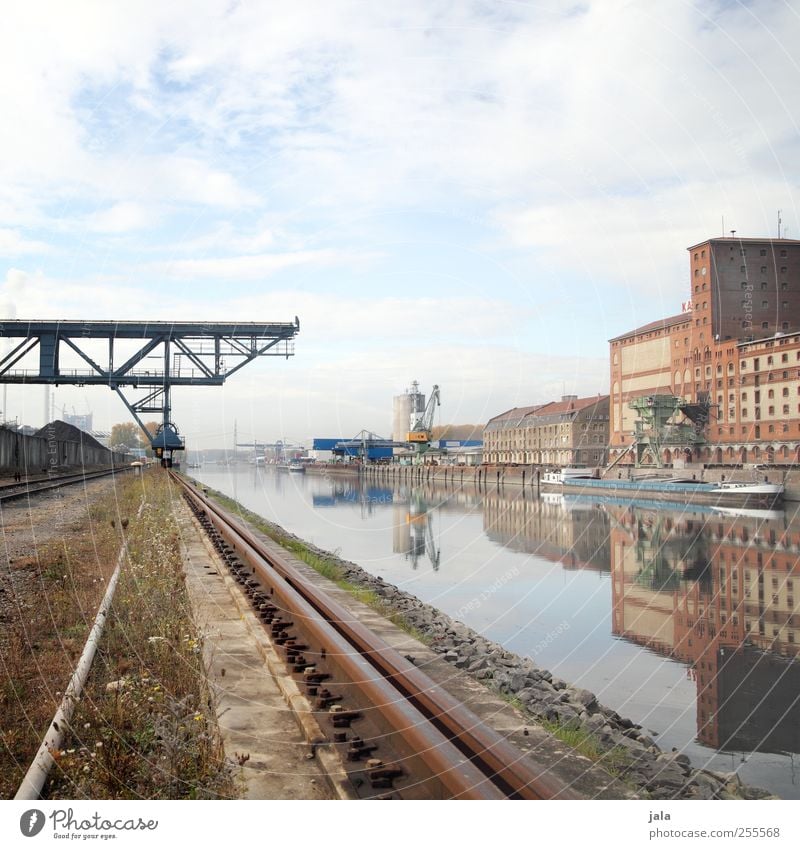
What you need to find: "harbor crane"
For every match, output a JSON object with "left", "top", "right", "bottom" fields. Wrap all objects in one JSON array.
[{"left": 407, "top": 384, "right": 440, "bottom": 447}]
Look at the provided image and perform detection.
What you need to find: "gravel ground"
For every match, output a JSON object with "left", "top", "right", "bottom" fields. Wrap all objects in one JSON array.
[{"left": 0, "top": 478, "right": 123, "bottom": 639}]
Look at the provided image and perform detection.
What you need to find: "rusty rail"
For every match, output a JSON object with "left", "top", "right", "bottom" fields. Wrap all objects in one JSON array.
[
  {"left": 173, "top": 472, "right": 576, "bottom": 800},
  {"left": 0, "top": 465, "right": 135, "bottom": 504}
]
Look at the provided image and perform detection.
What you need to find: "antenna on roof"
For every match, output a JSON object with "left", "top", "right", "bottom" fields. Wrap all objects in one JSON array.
[
  {"left": 778, "top": 210, "right": 782, "bottom": 239},
  {"left": 730, "top": 230, "right": 736, "bottom": 238}
]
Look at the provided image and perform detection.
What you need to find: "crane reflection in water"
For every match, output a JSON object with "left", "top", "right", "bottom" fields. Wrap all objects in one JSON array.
[{"left": 312, "top": 481, "right": 441, "bottom": 571}]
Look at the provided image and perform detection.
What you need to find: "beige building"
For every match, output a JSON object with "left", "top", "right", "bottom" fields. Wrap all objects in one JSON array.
[{"left": 483, "top": 394, "right": 609, "bottom": 466}]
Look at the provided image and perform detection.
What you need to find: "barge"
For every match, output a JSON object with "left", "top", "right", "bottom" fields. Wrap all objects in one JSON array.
[{"left": 542, "top": 470, "right": 783, "bottom": 509}]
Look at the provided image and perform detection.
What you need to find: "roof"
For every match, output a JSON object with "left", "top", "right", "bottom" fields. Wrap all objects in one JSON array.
[
  {"left": 533, "top": 395, "right": 609, "bottom": 417},
  {"left": 609, "top": 312, "right": 688, "bottom": 343},
  {"left": 486, "top": 405, "right": 546, "bottom": 425},
  {"left": 486, "top": 396, "right": 608, "bottom": 430},
  {"left": 686, "top": 236, "right": 800, "bottom": 251}
]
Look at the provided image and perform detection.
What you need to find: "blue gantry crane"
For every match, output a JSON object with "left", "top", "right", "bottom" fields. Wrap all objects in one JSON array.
[{"left": 0, "top": 319, "right": 300, "bottom": 466}]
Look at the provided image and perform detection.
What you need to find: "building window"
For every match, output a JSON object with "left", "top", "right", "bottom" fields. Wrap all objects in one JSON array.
[
  {"left": 761, "top": 265, "right": 767, "bottom": 273},
  {"left": 783, "top": 322, "right": 790, "bottom": 330},
  {"left": 782, "top": 353, "right": 789, "bottom": 363},
  {"left": 761, "top": 282, "right": 767, "bottom": 290},
  {"left": 760, "top": 249, "right": 767, "bottom": 256},
  {"left": 784, "top": 405, "right": 790, "bottom": 414},
  {"left": 741, "top": 281, "right": 749, "bottom": 290},
  {"left": 780, "top": 250, "right": 787, "bottom": 257},
  {"left": 740, "top": 265, "right": 746, "bottom": 273}
]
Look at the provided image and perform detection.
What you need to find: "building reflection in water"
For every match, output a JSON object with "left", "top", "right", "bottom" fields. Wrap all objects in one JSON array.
[
  {"left": 606, "top": 500, "right": 800, "bottom": 755},
  {"left": 482, "top": 490, "right": 612, "bottom": 573},
  {"left": 309, "top": 474, "right": 800, "bottom": 758},
  {"left": 480, "top": 487, "right": 800, "bottom": 758}
]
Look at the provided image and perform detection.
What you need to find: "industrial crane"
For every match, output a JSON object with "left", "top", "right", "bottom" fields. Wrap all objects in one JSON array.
[{"left": 407, "top": 384, "right": 440, "bottom": 446}]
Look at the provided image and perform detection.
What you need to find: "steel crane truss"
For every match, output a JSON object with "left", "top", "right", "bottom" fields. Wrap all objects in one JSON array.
[{"left": 0, "top": 320, "right": 299, "bottom": 451}]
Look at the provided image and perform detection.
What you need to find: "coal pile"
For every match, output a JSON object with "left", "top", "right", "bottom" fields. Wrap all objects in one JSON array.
[{"left": 34, "top": 420, "right": 106, "bottom": 451}]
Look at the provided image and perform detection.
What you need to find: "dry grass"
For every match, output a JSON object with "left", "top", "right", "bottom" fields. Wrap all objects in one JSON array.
[
  {"left": 0, "top": 481, "right": 128, "bottom": 798},
  {"left": 44, "top": 471, "right": 236, "bottom": 799}
]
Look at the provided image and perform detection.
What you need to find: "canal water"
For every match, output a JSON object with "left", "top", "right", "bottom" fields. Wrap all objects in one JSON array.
[{"left": 192, "top": 464, "right": 800, "bottom": 799}]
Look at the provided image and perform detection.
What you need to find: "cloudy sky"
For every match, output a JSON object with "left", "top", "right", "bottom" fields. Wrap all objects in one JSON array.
[{"left": 1, "top": 0, "right": 798, "bottom": 447}]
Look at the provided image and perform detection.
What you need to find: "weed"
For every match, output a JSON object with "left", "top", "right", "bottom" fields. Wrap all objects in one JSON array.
[
  {"left": 40, "top": 471, "right": 236, "bottom": 800},
  {"left": 539, "top": 717, "right": 633, "bottom": 778}
]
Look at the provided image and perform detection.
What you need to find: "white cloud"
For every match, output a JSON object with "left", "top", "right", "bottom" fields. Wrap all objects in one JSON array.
[
  {"left": 1, "top": 0, "right": 798, "bottom": 437},
  {"left": 147, "top": 249, "right": 376, "bottom": 280},
  {"left": 86, "top": 202, "right": 154, "bottom": 233},
  {"left": 0, "top": 229, "right": 51, "bottom": 255},
  {"left": 2, "top": 1, "right": 799, "bottom": 256}
]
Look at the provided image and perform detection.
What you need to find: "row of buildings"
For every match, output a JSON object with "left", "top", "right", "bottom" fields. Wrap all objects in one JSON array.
[{"left": 485, "top": 234, "right": 800, "bottom": 469}]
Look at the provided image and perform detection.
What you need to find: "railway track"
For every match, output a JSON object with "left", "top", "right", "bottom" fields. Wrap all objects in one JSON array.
[
  {"left": 0, "top": 466, "right": 134, "bottom": 505},
  {"left": 173, "top": 472, "right": 577, "bottom": 800}
]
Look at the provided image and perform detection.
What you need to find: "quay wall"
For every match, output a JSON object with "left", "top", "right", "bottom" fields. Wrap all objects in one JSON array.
[
  {"left": 306, "top": 462, "right": 800, "bottom": 502},
  {"left": 0, "top": 427, "right": 131, "bottom": 474}
]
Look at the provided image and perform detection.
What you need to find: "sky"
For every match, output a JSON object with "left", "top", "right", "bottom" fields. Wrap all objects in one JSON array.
[{"left": 1, "top": 0, "right": 799, "bottom": 448}]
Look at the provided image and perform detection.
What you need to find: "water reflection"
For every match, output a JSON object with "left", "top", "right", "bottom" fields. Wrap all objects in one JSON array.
[
  {"left": 196, "top": 465, "right": 800, "bottom": 794},
  {"left": 604, "top": 500, "right": 800, "bottom": 757},
  {"left": 311, "top": 478, "right": 443, "bottom": 570},
  {"left": 479, "top": 487, "right": 800, "bottom": 760}
]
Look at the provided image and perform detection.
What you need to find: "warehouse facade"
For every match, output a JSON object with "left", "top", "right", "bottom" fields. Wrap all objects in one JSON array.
[
  {"left": 609, "top": 236, "right": 800, "bottom": 467},
  {"left": 483, "top": 395, "right": 609, "bottom": 466}
]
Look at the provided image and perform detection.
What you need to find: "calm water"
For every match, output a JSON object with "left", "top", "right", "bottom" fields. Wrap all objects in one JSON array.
[{"left": 193, "top": 464, "right": 800, "bottom": 798}]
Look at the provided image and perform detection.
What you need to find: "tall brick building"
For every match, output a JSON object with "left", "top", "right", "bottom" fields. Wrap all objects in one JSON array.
[{"left": 609, "top": 237, "right": 800, "bottom": 467}]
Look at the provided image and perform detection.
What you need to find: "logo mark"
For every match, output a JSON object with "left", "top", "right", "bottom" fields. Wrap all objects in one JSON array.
[{"left": 20, "top": 809, "right": 46, "bottom": 837}]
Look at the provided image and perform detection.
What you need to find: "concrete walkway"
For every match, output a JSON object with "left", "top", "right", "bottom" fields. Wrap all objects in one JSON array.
[{"left": 175, "top": 503, "right": 335, "bottom": 800}]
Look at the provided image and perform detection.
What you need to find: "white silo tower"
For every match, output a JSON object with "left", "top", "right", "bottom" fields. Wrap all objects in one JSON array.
[{"left": 392, "top": 380, "right": 426, "bottom": 444}]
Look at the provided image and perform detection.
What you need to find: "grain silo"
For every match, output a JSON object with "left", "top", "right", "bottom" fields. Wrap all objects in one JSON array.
[{"left": 392, "top": 380, "right": 426, "bottom": 444}]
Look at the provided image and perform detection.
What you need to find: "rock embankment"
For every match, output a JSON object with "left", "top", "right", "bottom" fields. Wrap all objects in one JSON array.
[{"left": 281, "top": 532, "right": 775, "bottom": 801}]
